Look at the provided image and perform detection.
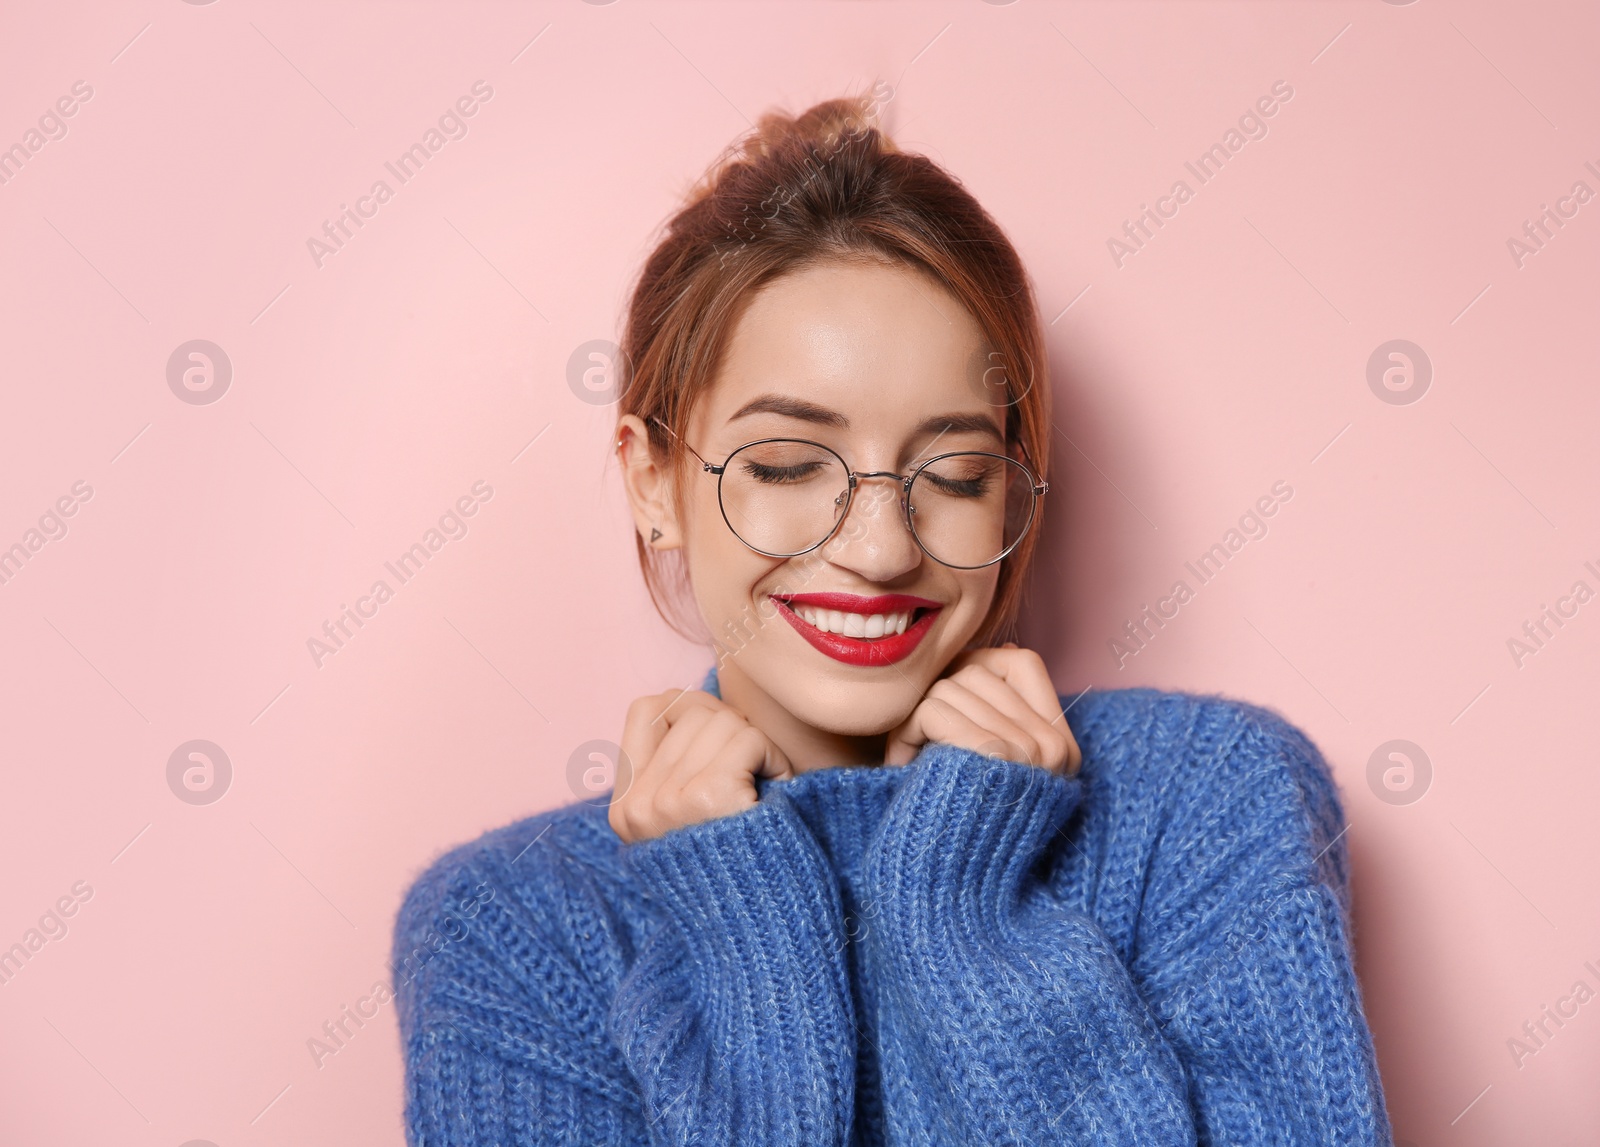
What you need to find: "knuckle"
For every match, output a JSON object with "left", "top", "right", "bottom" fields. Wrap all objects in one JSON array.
[
  {"left": 947, "top": 667, "right": 982, "bottom": 692},
  {"left": 684, "top": 783, "right": 722, "bottom": 820},
  {"left": 653, "top": 787, "right": 684, "bottom": 826}
]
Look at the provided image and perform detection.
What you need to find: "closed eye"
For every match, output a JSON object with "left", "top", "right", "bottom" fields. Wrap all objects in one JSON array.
[{"left": 741, "top": 460, "right": 829, "bottom": 485}]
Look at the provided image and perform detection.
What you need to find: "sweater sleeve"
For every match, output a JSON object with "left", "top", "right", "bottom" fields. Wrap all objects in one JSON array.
[
  {"left": 860, "top": 742, "right": 1198, "bottom": 1145},
  {"left": 394, "top": 825, "right": 651, "bottom": 1146},
  {"left": 861, "top": 697, "right": 1395, "bottom": 1147},
  {"left": 393, "top": 793, "right": 858, "bottom": 1147},
  {"left": 1123, "top": 699, "right": 1394, "bottom": 1146},
  {"left": 607, "top": 786, "right": 859, "bottom": 1145}
]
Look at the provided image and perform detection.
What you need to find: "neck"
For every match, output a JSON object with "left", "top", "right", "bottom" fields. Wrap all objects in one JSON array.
[{"left": 716, "top": 659, "right": 887, "bottom": 774}]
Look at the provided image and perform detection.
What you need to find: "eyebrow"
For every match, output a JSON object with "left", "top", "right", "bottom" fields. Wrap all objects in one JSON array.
[{"left": 728, "top": 393, "right": 1004, "bottom": 443}]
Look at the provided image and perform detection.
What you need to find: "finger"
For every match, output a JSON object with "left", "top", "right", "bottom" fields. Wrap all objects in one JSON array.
[
  {"left": 928, "top": 678, "right": 1043, "bottom": 765},
  {"left": 885, "top": 681, "right": 987, "bottom": 765},
  {"left": 625, "top": 704, "right": 718, "bottom": 837},
  {"left": 656, "top": 707, "right": 749, "bottom": 805},
  {"left": 699, "top": 721, "right": 795, "bottom": 782},
  {"left": 947, "top": 663, "right": 1047, "bottom": 727},
  {"left": 744, "top": 724, "right": 795, "bottom": 780},
  {"left": 653, "top": 687, "right": 725, "bottom": 730},
  {"left": 650, "top": 703, "right": 720, "bottom": 776},
  {"left": 957, "top": 647, "right": 1065, "bottom": 725},
  {"left": 618, "top": 690, "right": 687, "bottom": 798},
  {"left": 671, "top": 725, "right": 794, "bottom": 824},
  {"left": 948, "top": 647, "right": 1082, "bottom": 773},
  {"left": 947, "top": 664, "right": 1076, "bottom": 774},
  {"left": 648, "top": 689, "right": 738, "bottom": 776},
  {"left": 885, "top": 682, "right": 1035, "bottom": 767},
  {"left": 886, "top": 671, "right": 991, "bottom": 765},
  {"left": 688, "top": 712, "right": 794, "bottom": 787},
  {"left": 884, "top": 704, "right": 929, "bottom": 767},
  {"left": 621, "top": 688, "right": 721, "bottom": 773}
]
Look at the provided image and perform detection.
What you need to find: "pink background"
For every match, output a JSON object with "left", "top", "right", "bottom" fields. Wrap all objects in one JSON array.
[{"left": 2, "top": 1, "right": 1596, "bottom": 1144}]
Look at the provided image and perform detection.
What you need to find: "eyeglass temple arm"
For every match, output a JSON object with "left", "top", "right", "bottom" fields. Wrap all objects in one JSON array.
[
  {"left": 647, "top": 416, "right": 717, "bottom": 471},
  {"left": 1010, "top": 434, "right": 1049, "bottom": 495}
]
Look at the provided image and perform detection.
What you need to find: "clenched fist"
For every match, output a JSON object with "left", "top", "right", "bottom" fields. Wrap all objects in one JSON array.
[
  {"left": 885, "top": 644, "right": 1083, "bottom": 776},
  {"left": 610, "top": 688, "right": 796, "bottom": 844}
]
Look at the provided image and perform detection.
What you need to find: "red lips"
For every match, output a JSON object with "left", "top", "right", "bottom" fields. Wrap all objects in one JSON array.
[{"left": 771, "top": 592, "right": 943, "bottom": 666}]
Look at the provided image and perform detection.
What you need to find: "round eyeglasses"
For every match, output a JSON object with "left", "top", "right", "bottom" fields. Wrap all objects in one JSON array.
[{"left": 650, "top": 417, "right": 1047, "bottom": 570}]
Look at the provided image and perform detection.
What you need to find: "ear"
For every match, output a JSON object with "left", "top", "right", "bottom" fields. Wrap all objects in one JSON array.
[{"left": 616, "top": 414, "right": 685, "bottom": 551}]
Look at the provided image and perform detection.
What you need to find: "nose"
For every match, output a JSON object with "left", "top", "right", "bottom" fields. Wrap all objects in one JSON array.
[{"left": 819, "top": 474, "right": 922, "bottom": 582}]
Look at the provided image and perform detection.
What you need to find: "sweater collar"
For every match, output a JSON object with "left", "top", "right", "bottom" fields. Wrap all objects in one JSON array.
[{"left": 702, "top": 664, "right": 908, "bottom": 885}]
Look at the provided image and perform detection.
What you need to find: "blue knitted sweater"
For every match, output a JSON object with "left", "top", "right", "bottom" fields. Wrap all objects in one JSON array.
[{"left": 393, "top": 670, "right": 1393, "bottom": 1145}]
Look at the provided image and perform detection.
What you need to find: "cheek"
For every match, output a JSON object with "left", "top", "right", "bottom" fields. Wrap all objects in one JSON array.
[
  {"left": 958, "top": 569, "right": 1000, "bottom": 614},
  {"left": 682, "top": 497, "right": 764, "bottom": 626},
  {"left": 943, "top": 570, "right": 1001, "bottom": 639}
]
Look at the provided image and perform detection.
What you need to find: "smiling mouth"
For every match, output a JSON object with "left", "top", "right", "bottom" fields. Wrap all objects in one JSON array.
[{"left": 769, "top": 593, "right": 943, "bottom": 667}]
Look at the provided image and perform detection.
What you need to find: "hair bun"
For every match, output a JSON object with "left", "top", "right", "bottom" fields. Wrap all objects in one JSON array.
[
  {"left": 750, "top": 87, "right": 897, "bottom": 160},
  {"left": 683, "top": 86, "right": 897, "bottom": 209}
]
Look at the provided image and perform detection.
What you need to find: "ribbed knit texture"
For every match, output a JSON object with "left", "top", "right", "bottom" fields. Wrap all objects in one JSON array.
[{"left": 393, "top": 668, "right": 1394, "bottom": 1145}]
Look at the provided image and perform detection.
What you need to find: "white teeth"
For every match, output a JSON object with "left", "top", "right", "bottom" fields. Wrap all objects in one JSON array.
[{"left": 783, "top": 601, "right": 919, "bottom": 638}]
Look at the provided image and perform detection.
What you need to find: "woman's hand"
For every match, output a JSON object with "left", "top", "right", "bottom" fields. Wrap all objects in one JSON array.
[
  {"left": 610, "top": 688, "right": 796, "bottom": 844},
  {"left": 884, "top": 643, "right": 1083, "bottom": 776}
]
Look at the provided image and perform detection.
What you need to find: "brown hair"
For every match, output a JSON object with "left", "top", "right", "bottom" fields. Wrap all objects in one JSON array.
[{"left": 616, "top": 88, "right": 1052, "bottom": 647}]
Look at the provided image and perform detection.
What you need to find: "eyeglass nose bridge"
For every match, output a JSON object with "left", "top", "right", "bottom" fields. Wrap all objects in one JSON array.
[{"left": 839, "top": 469, "right": 917, "bottom": 523}]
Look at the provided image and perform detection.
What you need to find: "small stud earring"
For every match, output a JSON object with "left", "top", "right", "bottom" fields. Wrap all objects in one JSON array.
[{"left": 649, "top": 527, "right": 663, "bottom": 544}]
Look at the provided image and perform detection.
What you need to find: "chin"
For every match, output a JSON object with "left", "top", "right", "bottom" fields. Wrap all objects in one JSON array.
[{"left": 777, "top": 676, "right": 923, "bottom": 739}]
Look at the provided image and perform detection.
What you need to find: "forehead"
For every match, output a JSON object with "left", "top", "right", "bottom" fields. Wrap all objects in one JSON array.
[{"left": 700, "top": 259, "right": 992, "bottom": 426}]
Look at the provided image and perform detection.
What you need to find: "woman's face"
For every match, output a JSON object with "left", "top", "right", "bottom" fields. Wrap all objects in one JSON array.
[{"left": 646, "top": 258, "right": 1010, "bottom": 742}]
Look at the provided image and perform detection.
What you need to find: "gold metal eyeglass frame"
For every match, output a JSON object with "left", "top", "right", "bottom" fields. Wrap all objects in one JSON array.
[{"left": 646, "top": 415, "right": 1047, "bottom": 570}]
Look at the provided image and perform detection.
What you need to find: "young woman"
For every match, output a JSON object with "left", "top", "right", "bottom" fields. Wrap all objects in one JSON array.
[{"left": 393, "top": 94, "right": 1394, "bottom": 1145}]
